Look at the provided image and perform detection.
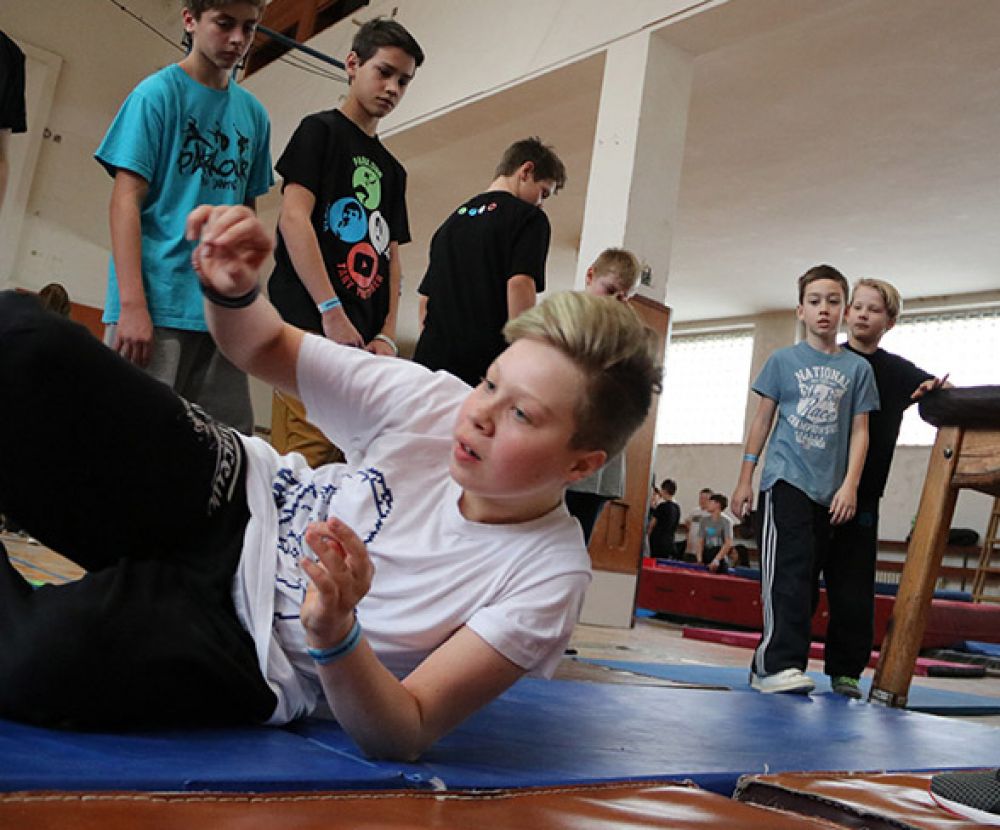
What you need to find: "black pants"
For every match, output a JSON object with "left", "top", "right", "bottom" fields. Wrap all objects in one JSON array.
[
  {"left": 754, "top": 481, "right": 832, "bottom": 677},
  {"left": 822, "top": 499, "right": 879, "bottom": 678},
  {"left": 0, "top": 291, "right": 276, "bottom": 729}
]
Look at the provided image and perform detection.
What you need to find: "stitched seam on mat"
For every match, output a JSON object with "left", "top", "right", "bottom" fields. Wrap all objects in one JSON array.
[{"left": 0, "top": 781, "right": 693, "bottom": 805}]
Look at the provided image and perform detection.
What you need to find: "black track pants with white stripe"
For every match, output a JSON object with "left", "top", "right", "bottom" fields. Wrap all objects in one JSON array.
[{"left": 754, "top": 480, "right": 832, "bottom": 677}]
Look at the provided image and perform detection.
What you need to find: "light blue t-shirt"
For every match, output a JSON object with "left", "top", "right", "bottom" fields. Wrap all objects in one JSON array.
[
  {"left": 755, "top": 341, "right": 879, "bottom": 506},
  {"left": 96, "top": 64, "right": 274, "bottom": 330}
]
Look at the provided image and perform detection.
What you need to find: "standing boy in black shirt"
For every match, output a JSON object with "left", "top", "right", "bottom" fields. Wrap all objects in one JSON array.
[
  {"left": 413, "top": 137, "right": 566, "bottom": 387},
  {"left": 823, "top": 277, "right": 949, "bottom": 698},
  {"left": 268, "top": 19, "right": 424, "bottom": 467}
]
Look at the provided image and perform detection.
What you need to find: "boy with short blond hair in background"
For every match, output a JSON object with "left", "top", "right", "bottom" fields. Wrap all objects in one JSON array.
[
  {"left": 96, "top": 0, "right": 273, "bottom": 434},
  {"left": 732, "top": 265, "right": 879, "bottom": 695},
  {"left": 565, "top": 247, "right": 643, "bottom": 541},
  {"left": 268, "top": 18, "right": 424, "bottom": 466},
  {"left": 821, "top": 278, "right": 948, "bottom": 698}
]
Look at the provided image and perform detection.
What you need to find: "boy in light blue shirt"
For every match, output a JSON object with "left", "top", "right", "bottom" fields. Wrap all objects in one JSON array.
[
  {"left": 732, "top": 265, "right": 879, "bottom": 694},
  {"left": 95, "top": 0, "right": 273, "bottom": 433}
]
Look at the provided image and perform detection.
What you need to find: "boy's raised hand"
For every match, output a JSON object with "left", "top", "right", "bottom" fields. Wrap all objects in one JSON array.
[
  {"left": 185, "top": 205, "right": 273, "bottom": 299},
  {"left": 300, "top": 518, "right": 375, "bottom": 649}
]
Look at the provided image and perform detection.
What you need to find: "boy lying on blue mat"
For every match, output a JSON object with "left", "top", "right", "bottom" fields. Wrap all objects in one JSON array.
[{"left": 0, "top": 205, "right": 660, "bottom": 760}]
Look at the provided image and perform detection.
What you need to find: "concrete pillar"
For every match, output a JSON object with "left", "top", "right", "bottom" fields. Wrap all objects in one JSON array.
[
  {"left": 574, "top": 30, "right": 693, "bottom": 304},
  {"left": 576, "top": 31, "right": 693, "bottom": 627}
]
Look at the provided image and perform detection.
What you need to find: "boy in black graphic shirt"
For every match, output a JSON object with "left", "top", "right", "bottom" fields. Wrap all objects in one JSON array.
[
  {"left": 413, "top": 137, "right": 567, "bottom": 387},
  {"left": 268, "top": 19, "right": 424, "bottom": 467}
]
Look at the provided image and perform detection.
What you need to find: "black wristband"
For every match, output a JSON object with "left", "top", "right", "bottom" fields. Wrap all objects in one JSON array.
[{"left": 199, "top": 281, "right": 260, "bottom": 309}]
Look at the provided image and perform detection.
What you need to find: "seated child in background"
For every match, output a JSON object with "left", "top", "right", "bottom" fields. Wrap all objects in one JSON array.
[
  {"left": 682, "top": 487, "right": 712, "bottom": 558},
  {"left": 647, "top": 478, "right": 681, "bottom": 559},
  {"left": 0, "top": 205, "right": 662, "bottom": 761},
  {"left": 820, "top": 278, "right": 948, "bottom": 699},
  {"left": 564, "top": 247, "right": 642, "bottom": 541},
  {"left": 732, "top": 265, "right": 879, "bottom": 696},
  {"left": 696, "top": 493, "right": 735, "bottom": 573}
]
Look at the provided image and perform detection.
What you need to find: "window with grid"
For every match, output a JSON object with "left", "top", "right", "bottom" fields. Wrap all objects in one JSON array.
[
  {"left": 656, "top": 329, "right": 754, "bottom": 444},
  {"left": 879, "top": 307, "right": 1000, "bottom": 445}
]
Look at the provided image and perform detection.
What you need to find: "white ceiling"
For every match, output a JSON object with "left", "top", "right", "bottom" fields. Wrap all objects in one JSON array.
[{"left": 384, "top": 0, "right": 1000, "bottom": 323}]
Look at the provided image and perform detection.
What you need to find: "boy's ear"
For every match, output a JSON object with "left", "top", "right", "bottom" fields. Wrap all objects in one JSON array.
[
  {"left": 345, "top": 50, "right": 360, "bottom": 80},
  {"left": 518, "top": 160, "right": 536, "bottom": 181},
  {"left": 584, "top": 266, "right": 595, "bottom": 286},
  {"left": 182, "top": 7, "right": 197, "bottom": 31},
  {"left": 566, "top": 449, "right": 607, "bottom": 483}
]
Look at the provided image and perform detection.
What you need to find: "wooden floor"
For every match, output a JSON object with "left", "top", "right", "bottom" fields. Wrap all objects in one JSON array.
[{"left": 5, "top": 530, "right": 1000, "bottom": 729}]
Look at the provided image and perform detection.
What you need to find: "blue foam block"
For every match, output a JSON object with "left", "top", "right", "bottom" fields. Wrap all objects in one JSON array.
[
  {"left": 2, "top": 678, "right": 1000, "bottom": 796},
  {"left": 583, "top": 659, "right": 1000, "bottom": 715}
]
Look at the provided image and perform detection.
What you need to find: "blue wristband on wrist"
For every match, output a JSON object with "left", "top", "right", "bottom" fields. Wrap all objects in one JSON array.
[
  {"left": 743, "top": 453, "right": 759, "bottom": 464},
  {"left": 317, "top": 296, "right": 343, "bottom": 314},
  {"left": 307, "top": 618, "right": 362, "bottom": 665}
]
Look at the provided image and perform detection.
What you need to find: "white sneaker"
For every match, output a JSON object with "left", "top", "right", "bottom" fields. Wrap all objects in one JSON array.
[{"left": 750, "top": 668, "right": 816, "bottom": 694}]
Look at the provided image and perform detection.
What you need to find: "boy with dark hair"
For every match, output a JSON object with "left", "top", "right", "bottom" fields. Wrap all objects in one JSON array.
[
  {"left": 821, "top": 278, "right": 948, "bottom": 698},
  {"left": 96, "top": 0, "right": 272, "bottom": 434},
  {"left": 0, "top": 204, "right": 662, "bottom": 758},
  {"left": 647, "top": 478, "right": 681, "bottom": 559},
  {"left": 732, "top": 264, "right": 879, "bottom": 695},
  {"left": 267, "top": 18, "right": 424, "bottom": 467},
  {"left": 698, "top": 494, "right": 735, "bottom": 573},
  {"left": 413, "top": 136, "right": 567, "bottom": 387}
]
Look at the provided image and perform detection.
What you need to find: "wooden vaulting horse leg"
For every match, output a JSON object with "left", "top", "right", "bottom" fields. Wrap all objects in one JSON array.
[{"left": 871, "top": 386, "right": 1000, "bottom": 707}]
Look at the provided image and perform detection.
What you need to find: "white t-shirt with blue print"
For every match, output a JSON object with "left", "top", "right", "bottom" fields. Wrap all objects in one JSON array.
[
  {"left": 755, "top": 341, "right": 879, "bottom": 506},
  {"left": 233, "top": 336, "right": 591, "bottom": 724}
]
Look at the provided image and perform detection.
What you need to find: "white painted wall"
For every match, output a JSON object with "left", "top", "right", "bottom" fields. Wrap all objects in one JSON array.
[{"left": 3, "top": 0, "right": 182, "bottom": 307}]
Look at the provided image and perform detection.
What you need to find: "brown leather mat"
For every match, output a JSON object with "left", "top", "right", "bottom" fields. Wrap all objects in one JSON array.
[
  {"left": 0, "top": 782, "right": 843, "bottom": 830},
  {"left": 736, "top": 771, "right": 990, "bottom": 829}
]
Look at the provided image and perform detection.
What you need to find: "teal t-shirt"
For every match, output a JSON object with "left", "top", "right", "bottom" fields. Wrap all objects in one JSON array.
[
  {"left": 755, "top": 341, "right": 879, "bottom": 506},
  {"left": 96, "top": 64, "right": 273, "bottom": 330}
]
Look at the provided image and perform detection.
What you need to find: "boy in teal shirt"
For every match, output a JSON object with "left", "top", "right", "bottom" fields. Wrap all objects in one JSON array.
[
  {"left": 733, "top": 265, "right": 879, "bottom": 694},
  {"left": 96, "top": 0, "right": 273, "bottom": 434}
]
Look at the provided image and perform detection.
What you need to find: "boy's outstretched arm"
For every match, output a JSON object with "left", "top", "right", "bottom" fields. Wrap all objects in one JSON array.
[
  {"left": 186, "top": 204, "right": 304, "bottom": 397},
  {"left": 732, "top": 396, "right": 777, "bottom": 519},
  {"left": 829, "top": 411, "right": 868, "bottom": 525},
  {"left": 301, "top": 518, "right": 525, "bottom": 761}
]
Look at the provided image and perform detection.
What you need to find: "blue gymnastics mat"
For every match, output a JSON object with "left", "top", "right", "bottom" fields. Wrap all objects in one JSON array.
[
  {"left": 2, "top": 677, "right": 999, "bottom": 796},
  {"left": 582, "top": 659, "right": 1000, "bottom": 715}
]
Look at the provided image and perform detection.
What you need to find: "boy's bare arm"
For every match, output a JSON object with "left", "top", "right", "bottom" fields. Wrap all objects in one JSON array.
[
  {"left": 187, "top": 205, "right": 303, "bottom": 396},
  {"left": 301, "top": 517, "right": 525, "bottom": 761},
  {"left": 507, "top": 274, "right": 537, "bottom": 321},
  {"left": 368, "top": 241, "right": 401, "bottom": 355},
  {"left": 732, "top": 396, "right": 777, "bottom": 518},
  {"left": 829, "top": 411, "right": 869, "bottom": 525},
  {"left": 109, "top": 169, "right": 153, "bottom": 367},
  {"left": 278, "top": 183, "right": 363, "bottom": 347}
]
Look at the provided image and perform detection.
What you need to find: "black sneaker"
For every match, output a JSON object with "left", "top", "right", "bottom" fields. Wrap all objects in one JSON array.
[{"left": 930, "top": 768, "right": 1000, "bottom": 824}]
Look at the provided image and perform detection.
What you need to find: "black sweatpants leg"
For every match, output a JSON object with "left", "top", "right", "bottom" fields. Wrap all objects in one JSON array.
[
  {"left": 754, "top": 481, "right": 832, "bottom": 677},
  {"left": 822, "top": 499, "right": 879, "bottom": 679},
  {"left": 0, "top": 292, "right": 276, "bottom": 728}
]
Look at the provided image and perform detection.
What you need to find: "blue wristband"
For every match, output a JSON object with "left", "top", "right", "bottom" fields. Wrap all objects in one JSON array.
[
  {"left": 743, "top": 453, "right": 759, "bottom": 464},
  {"left": 317, "top": 296, "right": 342, "bottom": 314},
  {"left": 307, "top": 618, "right": 362, "bottom": 665}
]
